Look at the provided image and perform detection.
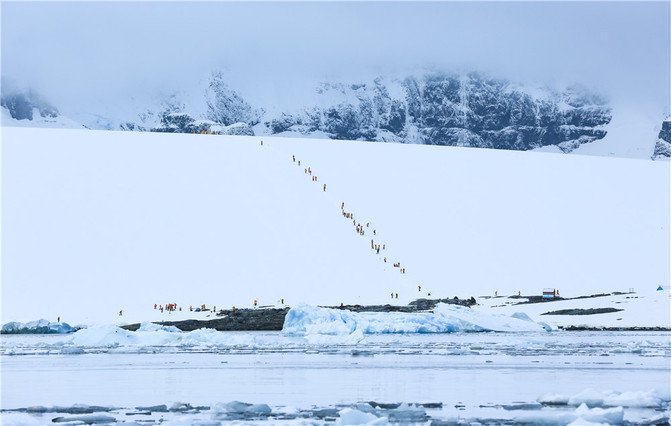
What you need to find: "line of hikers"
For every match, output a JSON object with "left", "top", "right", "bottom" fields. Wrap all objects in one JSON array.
[
  {"left": 341, "top": 202, "right": 409, "bottom": 274},
  {"left": 194, "top": 129, "right": 222, "bottom": 135},
  {"left": 291, "top": 152, "right": 419, "bottom": 299},
  {"left": 293, "top": 155, "right": 327, "bottom": 192},
  {"left": 150, "top": 299, "right": 289, "bottom": 313}
]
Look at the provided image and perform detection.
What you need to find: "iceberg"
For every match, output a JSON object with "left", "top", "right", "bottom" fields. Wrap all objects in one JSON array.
[
  {"left": 338, "top": 407, "right": 387, "bottom": 425},
  {"left": 282, "top": 303, "right": 551, "bottom": 337},
  {"left": 60, "top": 324, "right": 270, "bottom": 348},
  {"left": 1, "top": 319, "right": 76, "bottom": 334}
]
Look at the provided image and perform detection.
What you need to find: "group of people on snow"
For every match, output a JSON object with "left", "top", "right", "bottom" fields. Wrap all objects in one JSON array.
[{"left": 154, "top": 303, "right": 180, "bottom": 313}]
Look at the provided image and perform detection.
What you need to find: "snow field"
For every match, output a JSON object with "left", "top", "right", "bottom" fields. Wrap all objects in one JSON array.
[{"left": 1, "top": 127, "right": 669, "bottom": 326}]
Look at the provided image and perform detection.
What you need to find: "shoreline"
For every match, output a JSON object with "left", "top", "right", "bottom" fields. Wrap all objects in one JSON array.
[{"left": 118, "top": 296, "right": 670, "bottom": 333}]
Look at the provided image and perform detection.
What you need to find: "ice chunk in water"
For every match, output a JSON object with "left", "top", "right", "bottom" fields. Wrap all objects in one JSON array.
[{"left": 338, "top": 408, "right": 387, "bottom": 425}]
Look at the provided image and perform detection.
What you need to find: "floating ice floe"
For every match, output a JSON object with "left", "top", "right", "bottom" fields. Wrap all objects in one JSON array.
[
  {"left": 282, "top": 303, "right": 552, "bottom": 339},
  {"left": 1, "top": 319, "right": 76, "bottom": 334},
  {"left": 513, "top": 403, "right": 624, "bottom": 424},
  {"left": 538, "top": 388, "right": 667, "bottom": 408},
  {"left": 338, "top": 407, "right": 387, "bottom": 425},
  {"left": 61, "top": 324, "right": 263, "bottom": 347},
  {"left": 51, "top": 414, "right": 117, "bottom": 424}
]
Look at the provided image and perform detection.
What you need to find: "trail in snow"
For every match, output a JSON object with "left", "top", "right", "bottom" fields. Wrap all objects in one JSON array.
[{"left": 259, "top": 137, "right": 419, "bottom": 303}]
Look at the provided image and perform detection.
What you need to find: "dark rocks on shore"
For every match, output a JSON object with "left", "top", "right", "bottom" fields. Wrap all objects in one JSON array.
[
  {"left": 541, "top": 307, "right": 624, "bottom": 316},
  {"left": 558, "top": 325, "right": 671, "bottom": 331},
  {"left": 326, "top": 297, "right": 474, "bottom": 313},
  {"left": 122, "top": 308, "right": 290, "bottom": 332},
  {"left": 408, "top": 297, "right": 477, "bottom": 311},
  {"left": 509, "top": 295, "right": 565, "bottom": 304},
  {"left": 509, "top": 292, "right": 615, "bottom": 305}
]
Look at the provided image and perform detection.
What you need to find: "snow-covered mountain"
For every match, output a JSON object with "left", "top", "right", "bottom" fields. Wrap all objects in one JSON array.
[
  {"left": 2, "top": 71, "right": 666, "bottom": 159},
  {"left": 262, "top": 75, "right": 612, "bottom": 153},
  {"left": 0, "top": 88, "right": 84, "bottom": 129},
  {"left": 115, "top": 72, "right": 613, "bottom": 153}
]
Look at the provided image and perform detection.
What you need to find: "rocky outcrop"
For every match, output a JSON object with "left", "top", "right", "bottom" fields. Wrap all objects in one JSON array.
[
  {"left": 122, "top": 308, "right": 290, "bottom": 332},
  {"left": 205, "top": 72, "right": 263, "bottom": 127},
  {"left": 221, "top": 122, "right": 254, "bottom": 136},
  {"left": 152, "top": 112, "right": 198, "bottom": 133},
  {"left": 541, "top": 307, "right": 623, "bottom": 316},
  {"left": 652, "top": 119, "right": 671, "bottom": 160}
]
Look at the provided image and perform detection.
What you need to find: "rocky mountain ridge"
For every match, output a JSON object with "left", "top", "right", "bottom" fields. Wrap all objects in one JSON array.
[
  {"left": 114, "top": 72, "right": 613, "bottom": 153},
  {"left": 4, "top": 71, "right": 667, "bottom": 159}
]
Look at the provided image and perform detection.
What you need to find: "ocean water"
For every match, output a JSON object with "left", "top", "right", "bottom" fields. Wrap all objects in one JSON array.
[{"left": 1, "top": 331, "right": 669, "bottom": 424}]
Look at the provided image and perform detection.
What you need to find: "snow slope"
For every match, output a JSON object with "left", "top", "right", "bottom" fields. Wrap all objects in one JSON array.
[
  {"left": 1, "top": 127, "right": 669, "bottom": 326},
  {"left": 474, "top": 287, "right": 670, "bottom": 329}
]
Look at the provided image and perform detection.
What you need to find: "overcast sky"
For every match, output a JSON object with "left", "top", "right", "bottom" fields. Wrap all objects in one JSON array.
[{"left": 2, "top": 1, "right": 669, "bottom": 114}]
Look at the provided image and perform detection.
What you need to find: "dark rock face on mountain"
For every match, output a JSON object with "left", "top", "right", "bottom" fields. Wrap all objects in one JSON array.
[
  {"left": 265, "top": 74, "right": 611, "bottom": 152},
  {"left": 222, "top": 122, "right": 254, "bottom": 136},
  {"left": 3, "top": 71, "right": 612, "bottom": 154},
  {"left": 1, "top": 90, "right": 59, "bottom": 120},
  {"left": 152, "top": 112, "right": 199, "bottom": 133},
  {"left": 659, "top": 120, "right": 671, "bottom": 142},
  {"left": 652, "top": 119, "right": 671, "bottom": 160},
  {"left": 205, "top": 72, "right": 263, "bottom": 127}
]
